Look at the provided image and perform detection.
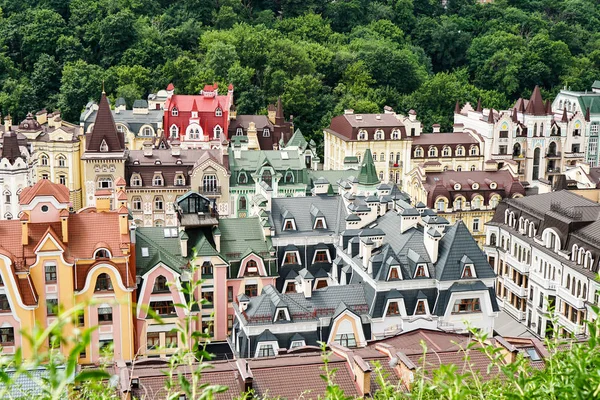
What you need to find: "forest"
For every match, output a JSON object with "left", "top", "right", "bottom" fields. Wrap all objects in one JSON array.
[{"left": 0, "top": 0, "right": 599, "bottom": 146}]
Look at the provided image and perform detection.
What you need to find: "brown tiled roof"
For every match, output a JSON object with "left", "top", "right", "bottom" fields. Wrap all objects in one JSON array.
[
  {"left": 328, "top": 113, "right": 406, "bottom": 141},
  {"left": 525, "top": 86, "right": 547, "bottom": 116},
  {"left": 86, "top": 92, "right": 125, "bottom": 152},
  {"left": 1, "top": 131, "right": 23, "bottom": 163},
  {"left": 19, "top": 179, "right": 70, "bottom": 205},
  {"left": 15, "top": 274, "right": 38, "bottom": 306},
  {"left": 412, "top": 132, "right": 478, "bottom": 146}
]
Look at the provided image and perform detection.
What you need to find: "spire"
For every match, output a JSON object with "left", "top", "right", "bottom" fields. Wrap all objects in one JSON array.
[
  {"left": 358, "top": 149, "right": 380, "bottom": 186},
  {"left": 562, "top": 107, "right": 568, "bottom": 123},
  {"left": 476, "top": 98, "right": 482, "bottom": 112},
  {"left": 276, "top": 96, "right": 285, "bottom": 120},
  {"left": 519, "top": 98, "right": 526, "bottom": 113},
  {"left": 102, "top": 80, "right": 105, "bottom": 94},
  {"left": 191, "top": 99, "right": 199, "bottom": 112},
  {"left": 1, "top": 131, "right": 22, "bottom": 163},
  {"left": 454, "top": 100, "right": 460, "bottom": 114},
  {"left": 487, "top": 108, "right": 495, "bottom": 123},
  {"left": 86, "top": 92, "right": 125, "bottom": 152},
  {"left": 545, "top": 99, "right": 552, "bottom": 114},
  {"left": 586, "top": 107, "right": 590, "bottom": 122},
  {"left": 512, "top": 107, "right": 518, "bottom": 122},
  {"left": 525, "top": 85, "right": 546, "bottom": 116}
]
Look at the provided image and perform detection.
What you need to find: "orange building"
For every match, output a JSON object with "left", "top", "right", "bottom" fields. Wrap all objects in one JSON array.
[{"left": 0, "top": 179, "right": 135, "bottom": 363}]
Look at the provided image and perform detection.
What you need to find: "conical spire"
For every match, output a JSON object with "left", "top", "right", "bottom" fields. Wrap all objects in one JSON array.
[
  {"left": 487, "top": 108, "right": 495, "bottom": 123},
  {"left": 525, "top": 85, "right": 546, "bottom": 116},
  {"left": 1, "top": 131, "right": 22, "bottom": 163},
  {"left": 519, "top": 98, "right": 526, "bottom": 113},
  {"left": 476, "top": 98, "right": 482, "bottom": 112},
  {"left": 512, "top": 107, "right": 518, "bottom": 122},
  {"left": 545, "top": 99, "right": 552, "bottom": 114},
  {"left": 454, "top": 100, "right": 460, "bottom": 114},
  {"left": 562, "top": 107, "right": 568, "bottom": 123},
  {"left": 86, "top": 92, "right": 125, "bottom": 152},
  {"left": 276, "top": 96, "right": 284, "bottom": 120},
  {"left": 191, "top": 99, "right": 199, "bottom": 112},
  {"left": 358, "top": 149, "right": 380, "bottom": 186}
]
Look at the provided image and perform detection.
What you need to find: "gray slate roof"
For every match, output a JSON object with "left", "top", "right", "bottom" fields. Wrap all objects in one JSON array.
[{"left": 271, "top": 196, "right": 347, "bottom": 236}]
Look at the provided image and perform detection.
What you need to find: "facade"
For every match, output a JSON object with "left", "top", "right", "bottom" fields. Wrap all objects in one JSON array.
[
  {"left": 0, "top": 131, "right": 31, "bottom": 220},
  {"left": 163, "top": 84, "right": 233, "bottom": 148},
  {"left": 406, "top": 164, "right": 525, "bottom": 245},
  {"left": 456, "top": 86, "right": 588, "bottom": 185},
  {"left": 323, "top": 108, "right": 421, "bottom": 187},
  {"left": 552, "top": 82, "right": 600, "bottom": 167},
  {"left": 2, "top": 111, "right": 83, "bottom": 209},
  {"left": 484, "top": 191, "right": 600, "bottom": 338},
  {"left": 80, "top": 98, "right": 164, "bottom": 151},
  {"left": 0, "top": 179, "right": 134, "bottom": 362}
]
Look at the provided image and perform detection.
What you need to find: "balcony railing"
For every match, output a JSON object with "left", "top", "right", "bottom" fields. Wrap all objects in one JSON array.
[
  {"left": 556, "top": 285, "right": 586, "bottom": 309},
  {"left": 504, "top": 301, "right": 526, "bottom": 321},
  {"left": 503, "top": 277, "right": 528, "bottom": 298},
  {"left": 546, "top": 152, "right": 561, "bottom": 159},
  {"left": 198, "top": 186, "right": 222, "bottom": 196},
  {"left": 557, "top": 313, "right": 585, "bottom": 336},
  {"left": 565, "top": 152, "right": 585, "bottom": 158}
]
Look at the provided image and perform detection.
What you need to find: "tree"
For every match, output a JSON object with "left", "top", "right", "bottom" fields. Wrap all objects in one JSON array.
[
  {"left": 31, "top": 54, "right": 61, "bottom": 108},
  {"left": 97, "top": 9, "right": 136, "bottom": 66},
  {"left": 57, "top": 60, "right": 104, "bottom": 122}
]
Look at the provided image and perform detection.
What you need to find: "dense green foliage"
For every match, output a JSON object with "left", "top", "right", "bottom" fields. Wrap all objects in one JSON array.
[{"left": 1, "top": 0, "right": 599, "bottom": 143}]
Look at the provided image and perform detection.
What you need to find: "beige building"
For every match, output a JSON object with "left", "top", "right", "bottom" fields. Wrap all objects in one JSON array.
[{"left": 323, "top": 109, "right": 421, "bottom": 187}]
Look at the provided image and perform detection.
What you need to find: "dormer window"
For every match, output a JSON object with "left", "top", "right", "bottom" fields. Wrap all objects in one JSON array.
[
  {"left": 94, "top": 249, "right": 111, "bottom": 260},
  {"left": 152, "top": 174, "right": 163, "bottom": 186},
  {"left": 283, "top": 219, "right": 295, "bottom": 231},
  {"left": 238, "top": 172, "right": 248, "bottom": 184},
  {"left": 456, "top": 146, "right": 464, "bottom": 156},
  {"left": 462, "top": 264, "right": 475, "bottom": 278},
  {"left": 174, "top": 174, "right": 185, "bottom": 186},
  {"left": 171, "top": 107, "right": 178, "bottom": 116},
  {"left": 414, "top": 147, "right": 423, "bottom": 157},
  {"left": 314, "top": 217, "right": 326, "bottom": 230},
  {"left": 489, "top": 181, "right": 497, "bottom": 189},
  {"left": 454, "top": 183, "right": 461, "bottom": 190},
  {"left": 452, "top": 298, "right": 481, "bottom": 313},
  {"left": 391, "top": 129, "right": 400, "bottom": 140},
  {"left": 386, "top": 302, "right": 400, "bottom": 316},
  {"left": 374, "top": 129, "right": 384, "bottom": 140},
  {"left": 236, "top": 127, "right": 243, "bottom": 136},
  {"left": 313, "top": 249, "right": 330, "bottom": 263},
  {"left": 415, "top": 300, "right": 426, "bottom": 315},
  {"left": 99, "top": 140, "right": 109, "bottom": 152},
  {"left": 284, "top": 171, "right": 294, "bottom": 183},
  {"left": 245, "top": 260, "right": 259, "bottom": 276},
  {"left": 358, "top": 130, "right": 367, "bottom": 140},
  {"left": 469, "top": 146, "right": 479, "bottom": 156},
  {"left": 142, "top": 126, "right": 153, "bottom": 136},
  {"left": 154, "top": 160, "right": 161, "bottom": 165},
  {"left": 215, "top": 107, "right": 222, "bottom": 116},
  {"left": 388, "top": 266, "right": 401, "bottom": 281},
  {"left": 275, "top": 308, "right": 289, "bottom": 322},
  {"left": 283, "top": 251, "right": 299, "bottom": 265},
  {"left": 442, "top": 146, "right": 451, "bottom": 157},
  {"left": 415, "top": 265, "right": 427, "bottom": 278},
  {"left": 131, "top": 174, "right": 142, "bottom": 187},
  {"left": 263, "top": 128, "right": 270, "bottom": 137},
  {"left": 428, "top": 146, "right": 437, "bottom": 157},
  {"left": 290, "top": 340, "right": 305, "bottom": 349}
]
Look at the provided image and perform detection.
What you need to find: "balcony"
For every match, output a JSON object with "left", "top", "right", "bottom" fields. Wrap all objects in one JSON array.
[
  {"left": 198, "top": 186, "right": 222, "bottom": 196},
  {"left": 389, "top": 161, "right": 403, "bottom": 168},
  {"left": 512, "top": 153, "right": 525, "bottom": 160},
  {"left": 506, "top": 253, "right": 530, "bottom": 274},
  {"left": 492, "top": 153, "right": 512, "bottom": 160},
  {"left": 546, "top": 152, "right": 561, "bottom": 159},
  {"left": 557, "top": 313, "right": 585, "bottom": 336},
  {"left": 504, "top": 301, "right": 526, "bottom": 321},
  {"left": 556, "top": 285, "right": 586, "bottom": 309},
  {"left": 547, "top": 167, "right": 562, "bottom": 175},
  {"left": 565, "top": 152, "right": 585, "bottom": 158},
  {"left": 504, "top": 277, "right": 528, "bottom": 298}
]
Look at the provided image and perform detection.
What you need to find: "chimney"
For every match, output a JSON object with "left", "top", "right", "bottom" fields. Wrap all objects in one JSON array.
[
  {"left": 424, "top": 227, "right": 441, "bottom": 263},
  {"left": 432, "top": 124, "right": 440, "bottom": 133},
  {"left": 180, "top": 230, "right": 188, "bottom": 257},
  {"left": 60, "top": 209, "right": 69, "bottom": 243},
  {"left": 171, "top": 140, "right": 181, "bottom": 157},
  {"left": 118, "top": 206, "right": 129, "bottom": 236},
  {"left": 238, "top": 294, "right": 250, "bottom": 311},
  {"left": 353, "top": 356, "right": 372, "bottom": 396},
  {"left": 299, "top": 269, "right": 313, "bottom": 298},
  {"left": 344, "top": 109, "right": 354, "bottom": 115},
  {"left": 453, "top": 123, "right": 464, "bottom": 133},
  {"left": 393, "top": 352, "right": 417, "bottom": 391},
  {"left": 4, "top": 115, "right": 11, "bottom": 131},
  {"left": 36, "top": 110, "right": 48, "bottom": 125},
  {"left": 213, "top": 227, "right": 221, "bottom": 253},
  {"left": 267, "top": 104, "right": 276, "bottom": 124},
  {"left": 20, "top": 212, "right": 29, "bottom": 246},
  {"left": 235, "top": 359, "right": 253, "bottom": 393},
  {"left": 400, "top": 213, "right": 419, "bottom": 233},
  {"left": 361, "top": 238, "right": 374, "bottom": 271},
  {"left": 143, "top": 141, "right": 153, "bottom": 157}
]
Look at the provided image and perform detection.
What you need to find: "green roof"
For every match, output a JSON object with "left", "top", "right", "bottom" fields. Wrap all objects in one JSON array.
[
  {"left": 228, "top": 148, "right": 306, "bottom": 173},
  {"left": 308, "top": 169, "right": 358, "bottom": 191},
  {"left": 285, "top": 128, "right": 308, "bottom": 150},
  {"left": 135, "top": 227, "right": 187, "bottom": 275},
  {"left": 343, "top": 156, "right": 359, "bottom": 164},
  {"left": 357, "top": 148, "right": 380, "bottom": 185},
  {"left": 592, "top": 81, "right": 600, "bottom": 89},
  {"left": 194, "top": 234, "right": 221, "bottom": 257},
  {"left": 218, "top": 217, "right": 273, "bottom": 261}
]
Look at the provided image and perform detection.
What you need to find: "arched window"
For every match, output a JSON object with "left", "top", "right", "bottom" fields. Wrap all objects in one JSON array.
[
  {"left": 245, "top": 260, "right": 259, "bottom": 276},
  {"left": 414, "top": 147, "right": 423, "bottom": 157},
  {"left": 154, "top": 219, "right": 164, "bottom": 227},
  {"left": 472, "top": 196, "right": 482, "bottom": 209},
  {"left": 566, "top": 275, "right": 570, "bottom": 289},
  {"left": 469, "top": 146, "right": 478, "bottom": 156},
  {"left": 95, "top": 273, "right": 113, "bottom": 291},
  {"left": 572, "top": 244, "right": 579, "bottom": 261},
  {"left": 99, "top": 140, "right": 109, "bottom": 152},
  {"left": 470, "top": 165, "right": 476, "bottom": 171},
  {"left": 57, "top": 155, "right": 66, "bottom": 167},
  {"left": 490, "top": 195, "right": 500, "bottom": 208},
  {"left": 436, "top": 198, "right": 446, "bottom": 211},
  {"left": 238, "top": 172, "right": 247, "bottom": 184},
  {"left": 153, "top": 276, "right": 169, "bottom": 293},
  {"left": 285, "top": 171, "right": 294, "bottom": 183},
  {"left": 214, "top": 125, "right": 223, "bottom": 139},
  {"left": 358, "top": 130, "right": 367, "bottom": 140},
  {"left": 391, "top": 129, "right": 400, "bottom": 139},
  {"left": 40, "top": 154, "right": 49, "bottom": 166},
  {"left": 457, "top": 165, "right": 462, "bottom": 171},
  {"left": 374, "top": 130, "right": 384, "bottom": 140},
  {"left": 4, "top": 213, "right": 12, "bottom": 220},
  {"left": 154, "top": 196, "right": 164, "bottom": 211},
  {"left": 94, "top": 249, "right": 111, "bottom": 259},
  {"left": 171, "top": 107, "right": 178, "bottom": 116},
  {"left": 215, "top": 107, "right": 222, "bottom": 117},
  {"left": 442, "top": 146, "right": 451, "bottom": 157},
  {"left": 174, "top": 174, "right": 185, "bottom": 186},
  {"left": 132, "top": 196, "right": 142, "bottom": 210},
  {"left": 3, "top": 190, "right": 10, "bottom": 205},
  {"left": 456, "top": 146, "right": 464, "bottom": 156},
  {"left": 239, "top": 196, "right": 247, "bottom": 211},
  {"left": 170, "top": 125, "right": 179, "bottom": 138},
  {"left": 262, "top": 170, "right": 272, "bottom": 186},
  {"left": 428, "top": 146, "right": 437, "bottom": 157},
  {"left": 153, "top": 174, "right": 163, "bottom": 186},
  {"left": 489, "top": 233, "right": 497, "bottom": 246},
  {"left": 142, "top": 126, "right": 153, "bottom": 136},
  {"left": 131, "top": 174, "right": 142, "bottom": 186}
]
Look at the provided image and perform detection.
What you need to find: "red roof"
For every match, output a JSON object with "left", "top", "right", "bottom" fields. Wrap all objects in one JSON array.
[
  {"left": 19, "top": 179, "right": 70, "bottom": 205},
  {"left": 164, "top": 93, "right": 232, "bottom": 113},
  {"left": 166, "top": 83, "right": 174, "bottom": 91},
  {"left": 114, "top": 176, "right": 126, "bottom": 186},
  {"left": 117, "top": 191, "right": 128, "bottom": 201}
]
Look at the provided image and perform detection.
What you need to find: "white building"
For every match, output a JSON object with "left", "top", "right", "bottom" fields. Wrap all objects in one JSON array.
[{"left": 0, "top": 131, "right": 31, "bottom": 220}]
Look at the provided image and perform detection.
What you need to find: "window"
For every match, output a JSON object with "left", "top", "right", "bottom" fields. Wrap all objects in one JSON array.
[
  {"left": 462, "top": 265, "right": 473, "bottom": 278},
  {"left": 261, "top": 170, "right": 272, "bottom": 186},
  {"left": 0, "top": 295, "right": 10, "bottom": 312},
  {"left": 147, "top": 332, "right": 160, "bottom": 350},
  {"left": 285, "top": 281, "right": 295, "bottom": 293},
  {"left": 150, "top": 301, "right": 176, "bottom": 316},
  {"left": 428, "top": 147, "right": 437, "bottom": 157},
  {"left": 573, "top": 128, "right": 581, "bottom": 136},
  {"left": 284, "top": 171, "right": 294, "bottom": 183},
  {"left": 454, "top": 198, "right": 463, "bottom": 210},
  {"left": 452, "top": 298, "right": 481, "bottom": 313},
  {"left": 153, "top": 276, "right": 169, "bottom": 293},
  {"left": 415, "top": 301, "right": 426, "bottom": 315},
  {"left": 132, "top": 197, "right": 142, "bottom": 210},
  {"left": 470, "top": 146, "right": 478, "bottom": 156},
  {"left": 3, "top": 191, "right": 10, "bottom": 205},
  {"left": 45, "top": 264, "right": 57, "bottom": 283},
  {"left": 314, "top": 250, "right": 328, "bottom": 263},
  {"left": 40, "top": 154, "right": 49, "bottom": 166},
  {"left": 239, "top": 196, "right": 247, "bottom": 211},
  {"left": 380, "top": 152, "right": 385, "bottom": 161},
  {"left": 245, "top": 260, "right": 258, "bottom": 276},
  {"left": 436, "top": 199, "right": 445, "bottom": 212},
  {"left": 236, "top": 127, "right": 243, "bottom": 136},
  {"left": 58, "top": 175, "right": 66, "bottom": 185},
  {"left": 375, "top": 130, "right": 383, "bottom": 140},
  {"left": 214, "top": 125, "right": 222, "bottom": 139},
  {"left": 290, "top": 340, "right": 305, "bottom": 349},
  {"left": 99, "top": 140, "right": 109, "bottom": 152},
  {"left": 456, "top": 146, "right": 464, "bottom": 156},
  {"left": 258, "top": 344, "right": 275, "bottom": 357},
  {"left": 284, "top": 252, "right": 298, "bottom": 265},
  {"left": 335, "top": 333, "right": 356, "bottom": 348},
  {"left": 245, "top": 284, "right": 258, "bottom": 297},
  {"left": 215, "top": 107, "right": 222, "bottom": 117},
  {"left": 98, "top": 307, "right": 113, "bottom": 323},
  {"left": 42, "top": 173, "right": 49, "bottom": 180},
  {"left": 166, "top": 332, "right": 177, "bottom": 348},
  {"left": 415, "top": 265, "right": 426, "bottom": 277},
  {"left": 154, "top": 219, "right": 164, "bottom": 227},
  {"left": 95, "top": 273, "right": 113, "bottom": 291},
  {"left": 373, "top": 153, "right": 377, "bottom": 162},
  {"left": 284, "top": 220, "right": 294, "bottom": 230},
  {"left": 201, "top": 261, "right": 213, "bottom": 276},
  {"left": 189, "top": 126, "right": 201, "bottom": 139},
  {"left": 387, "top": 302, "right": 399, "bottom": 316},
  {"left": 263, "top": 128, "right": 270, "bottom": 137},
  {"left": 392, "top": 129, "right": 400, "bottom": 139},
  {"left": 0, "top": 327, "right": 14, "bottom": 345},
  {"left": 414, "top": 147, "right": 423, "bottom": 157},
  {"left": 171, "top": 108, "right": 178, "bottom": 116},
  {"left": 57, "top": 155, "right": 66, "bottom": 167},
  {"left": 470, "top": 165, "right": 476, "bottom": 171},
  {"left": 499, "top": 145, "right": 507, "bottom": 155},
  {"left": 142, "top": 127, "right": 153, "bottom": 136},
  {"left": 316, "top": 280, "right": 328, "bottom": 289},
  {"left": 227, "top": 286, "right": 234, "bottom": 302},
  {"left": 389, "top": 267, "right": 399, "bottom": 280},
  {"left": 358, "top": 130, "right": 367, "bottom": 140},
  {"left": 314, "top": 218, "right": 324, "bottom": 229},
  {"left": 94, "top": 249, "right": 110, "bottom": 259},
  {"left": 170, "top": 125, "right": 179, "bottom": 138},
  {"left": 473, "top": 218, "right": 480, "bottom": 232},
  {"left": 46, "top": 299, "right": 58, "bottom": 316},
  {"left": 276, "top": 309, "right": 287, "bottom": 321},
  {"left": 202, "top": 290, "right": 214, "bottom": 306},
  {"left": 499, "top": 130, "right": 509, "bottom": 138},
  {"left": 175, "top": 174, "right": 185, "bottom": 186},
  {"left": 99, "top": 340, "right": 113, "bottom": 352},
  {"left": 238, "top": 172, "right": 247, "bottom": 184},
  {"left": 154, "top": 196, "right": 164, "bottom": 211},
  {"left": 443, "top": 146, "right": 451, "bottom": 157},
  {"left": 153, "top": 174, "right": 163, "bottom": 186},
  {"left": 131, "top": 175, "right": 142, "bottom": 186},
  {"left": 202, "top": 175, "right": 218, "bottom": 193},
  {"left": 97, "top": 177, "right": 113, "bottom": 189}
]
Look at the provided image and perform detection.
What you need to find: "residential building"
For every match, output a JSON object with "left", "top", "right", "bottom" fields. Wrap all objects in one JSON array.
[
  {"left": 80, "top": 97, "right": 164, "bottom": 151},
  {"left": 484, "top": 191, "right": 600, "bottom": 338},
  {"left": 552, "top": 82, "right": 600, "bottom": 167},
  {"left": 406, "top": 164, "right": 525, "bottom": 245},
  {"left": 0, "top": 131, "right": 31, "bottom": 220},
  {"left": 0, "top": 179, "right": 134, "bottom": 363},
  {"left": 163, "top": 83, "right": 233, "bottom": 148},
  {"left": 2, "top": 111, "right": 83, "bottom": 209},
  {"left": 323, "top": 108, "right": 421, "bottom": 187},
  {"left": 455, "top": 86, "right": 588, "bottom": 184}
]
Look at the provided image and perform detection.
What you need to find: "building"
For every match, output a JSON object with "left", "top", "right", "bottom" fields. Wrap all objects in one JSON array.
[
  {"left": 228, "top": 98, "right": 295, "bottom": 150},
  {"left": 455, "top": 86, "right": 588, "bottom": 185},
  {"left": 81, "top": 91, "right": 128, "bottom": 209},
  {"left": 552, "top": 82, "right": 600, "bottom": 167},
  {"left": 323, "top": 108, "right": 421, "bottom": 187},
  {"left": 406, "top": 164, "right": 525, "bottom": 245},
  {"left": 0, "top": 131, "right": 31, "bottom": 220},
  {"left": 125, "top": 140, "right": 230, "bottom": 227},
  {"left": 484, "top": 191, "right": 600, "bottom": 338},
  {"left": 163, "top": 84, "right": 233, "bottom": 148},
  {"left": 2, "top": 111, "right": 83, "bottom": 209},
  {"left": 80, "top": 98, "right": 164, "bottom": 151},
  {"left": 0, "top": 179, "right": 134, "bottom": 363}
]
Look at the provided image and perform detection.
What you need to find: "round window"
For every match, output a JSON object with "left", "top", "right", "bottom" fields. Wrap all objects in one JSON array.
[{"left": 41, "top": 205, "right": 49, "bottom": 212}]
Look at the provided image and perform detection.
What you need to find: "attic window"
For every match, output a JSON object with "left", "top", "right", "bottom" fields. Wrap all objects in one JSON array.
[
  {"left": 176, "top": 159, "right": 183, "bottom": 165},
  {"left": 358, "top": 130, "right": 367, "bottom": 140},
  {"left": 141, "top": 247, "right": 149, "bottom": 257},
  {"left": 99, "top": 140, "right": 109, "bottom": 152},
  {"left": 415, "top": 265, "right": 426, "bottom": 277},
  {"left": 263, "top": 128, "right": 270, "bottom": 137},
  {"left": 215, "top": 107, "right": 222, "bottom": 117},
  {"left": 388, "top": 267, "right": 400, "bottom": 281},
  {"left": 154, "top": 160, "right": 161, "bottom": 165},
  {"left": 236, "top": 127, "right": 243, "bottom": 136},
  {"left": 454, "top": 183, "right": 461, "bottom": 190},
  {"left": 284, "top": 220, "right": 295, "bottom": 231},
  {"left": 164, "top": 228, "right": 178, "bottom": 238},
  {"left": 415, "top": 300, "right": 426, "bottom": 315},
  {"left": 171, "top": 108, "right": 178, "bottom": 116},
  {"left": 462, "top": 265, "right": 474, "bottom": 278},
  {"left": 314, "top": 249, "right": 329, "bottom": 263},
  {"left": 275, "top": 309, "right": 288, "bottom": 321},
  {"left": 386, "top": 302, "right": 400, "bottom": 316},
  {"left": 245, "top": 260, "right": 259, "bottom": 276},
  {"left": 238, "top": 172, "right": 248, "bottom": 184},
  {"left": 472, "top": 182, "right": 479, "bottom": 190},
  {"left": 489, "top": 182, "right": 497, "bottom": 189},
  {"left": 290, "top": 340, "right": 305, "bottom": 349},
  {"left": 283, "top": 252, "right": 298, "bottom": 265},
  {"left": 314, "top": 218, "right": 326, "bottom": 229},
  {"left": 284, "top": 171, "right": 294, "bottom": 183}
]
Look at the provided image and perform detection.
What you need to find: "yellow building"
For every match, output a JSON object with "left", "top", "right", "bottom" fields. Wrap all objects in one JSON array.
[
  {"left": 2, "top": 111, "right": 83, "bottom": 209},
  {"left": 406, "top": 163, "right": 525, "bottom": 245},
  {"left": 0, "top": 179, "right": 135, "bottom": 362},
  {"left": 323, "top": 109, "right": 420, "bottom": 187}
]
